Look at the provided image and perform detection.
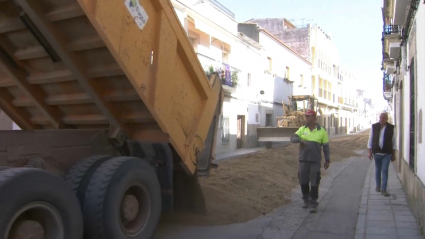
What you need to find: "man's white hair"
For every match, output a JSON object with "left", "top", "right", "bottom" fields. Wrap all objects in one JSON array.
[{"left": 380, "top": 111, "right": 389, "bottom": 118}]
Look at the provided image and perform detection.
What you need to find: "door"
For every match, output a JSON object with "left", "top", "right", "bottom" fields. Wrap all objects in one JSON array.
[
  {"left": 409, "top": 58, "right": 415, "bottom": 170},
  {"left": 345, "top": 118, "right": 348, "bottom": 133},
  {"left": 398, "top": 89, "right": 403, "bottom": 172},
  {"left": 324, "top": 117, "right": 326, "bottom": 129},
  {"left": 334, "top": 118, "right": 338, "bottom": 134},
  {"left": 265, "top": 114, "right": 273, "bottom": 127},
  {"left": 237, "top": 115, "right": 245, "bottom": 149}
]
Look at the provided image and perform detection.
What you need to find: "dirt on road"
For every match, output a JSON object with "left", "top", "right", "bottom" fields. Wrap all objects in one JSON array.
[{"left": 160, "top": 131, "right": 369, "bottom": 226}]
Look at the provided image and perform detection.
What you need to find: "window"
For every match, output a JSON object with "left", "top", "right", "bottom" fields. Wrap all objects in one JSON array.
[
  {"left": 300, "top": 74, "right": 304, "bottom": 86},
  {"left": 255, "top": 113, "right": 259, "bottom": 123},
  {"left": 286, "top": 67, "right": 290, "bottom": 80},
  {"left": 247, "top": 73, "right": 251, "bottom": 87},
  {"left": 319, "top": 78, "right": 324, "bottom": 98},
  {"left": 267, "top": 57, "right": 272, "bottom": 73},
  {"left": 328, "top": 82, "right": 332, "bottom": 100},
  {"left": 222, "top": 52, "right": 229, "bottom": 64},
  {"left": 221, "top": 116, "right": 230, "bottom": 144},
  {"left": 189, "top": 37, "right": 198, "bottom": 53}
]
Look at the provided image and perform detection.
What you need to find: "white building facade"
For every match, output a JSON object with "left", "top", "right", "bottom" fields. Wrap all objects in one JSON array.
[
  {"left": 381, "top": 0, "right": 425, "bottom": 233},
  {"left": 171, "top": 0, "right": 301, "bottom": 154},
  {"left": 238, "top": 23, "right": 313, "bottom": 147},
  {"left": 247, "top": 19, "right": 361, "bottom": 136}
]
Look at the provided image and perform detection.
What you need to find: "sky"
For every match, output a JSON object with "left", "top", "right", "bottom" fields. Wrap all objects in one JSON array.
[{"left": 216, "top": 0, "right": 388, "bottom": 110}]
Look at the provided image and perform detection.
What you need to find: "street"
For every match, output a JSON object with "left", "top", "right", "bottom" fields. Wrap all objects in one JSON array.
[{"left": 155, "top": 132, "right": 422, "bottom": 239}]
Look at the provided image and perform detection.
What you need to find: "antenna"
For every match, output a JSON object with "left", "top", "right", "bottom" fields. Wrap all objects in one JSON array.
[{"left": 299, "top": 18, "right": 313, "bottom": 27}]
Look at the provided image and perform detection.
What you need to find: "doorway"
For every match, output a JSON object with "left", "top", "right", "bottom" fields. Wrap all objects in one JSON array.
[
  {"left": 345, "top": 118, "right": 348, "bottom": 134},
  {"left": 399, "top": 88, "right": 403, "bottom": 172},
  {"left": 237, "top": 115, "right": 245, "bottom": 149},
  {"left": 409, "top": 58, "right": 415, "bottom": 171},
  {"left": 335, "top": 118, "right": 338, "bottom": 135},
  {"left": 265, "top": 113, "right": 273, "bottom": 127}
]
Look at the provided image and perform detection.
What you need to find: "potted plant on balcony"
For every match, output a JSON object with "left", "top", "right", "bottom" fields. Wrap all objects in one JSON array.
[
  {"left": 384, "top": 76, "right": 392, "bottom": 92},
  {"left": 231, "top": 71, "right": 239, "bottom": 87},
  {"left": 205, "top": 65, "right": 215, "bottom": 79}
]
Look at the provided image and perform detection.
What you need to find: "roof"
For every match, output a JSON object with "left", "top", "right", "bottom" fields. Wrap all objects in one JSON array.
[{"left": 237, "top": 33, "right": 263, "bottom": 50}]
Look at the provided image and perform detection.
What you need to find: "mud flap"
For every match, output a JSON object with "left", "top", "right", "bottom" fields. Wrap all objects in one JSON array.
[{"left": 172, "top": 166, "right": 207, "bottom": 214}]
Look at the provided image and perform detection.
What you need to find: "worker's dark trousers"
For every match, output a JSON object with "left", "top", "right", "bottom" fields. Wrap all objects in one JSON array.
[{"left": 298, "top": 162, "right": 321, "bottom": 207}]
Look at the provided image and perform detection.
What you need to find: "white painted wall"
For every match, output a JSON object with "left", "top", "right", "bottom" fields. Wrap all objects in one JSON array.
[
  {"left": 248, "top": 104, "right": 260, "bottom": 124},
  {"left": 173, "top": 0, "right": 237, "bottom": 35},
  {"left": 402, "top": 59, "right": 410, "bottom": 163},
  {"left": 258, "top": 31, "right": 312, "bottom": 96},
  {"left": 415, "top": 3, "right": 425, "bottom": 182}
]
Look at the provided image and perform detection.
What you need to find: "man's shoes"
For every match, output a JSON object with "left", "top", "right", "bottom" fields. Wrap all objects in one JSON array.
[
  {"left": 376, "top": 187, "right": 381, "bottom": 192},
  {"left": 302, "top": 202, "right": 309, "bottom": 209},
  {"left": 310, "top": 206, "right": 317, "bottom": 213},
  {"left": 381, "top": 190, "right": 389, "bottom": 197}
]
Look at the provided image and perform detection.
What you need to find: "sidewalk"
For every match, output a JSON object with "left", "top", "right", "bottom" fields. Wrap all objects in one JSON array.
[{"left": 355, "top": 162, "right": 423, "bottom": 239}]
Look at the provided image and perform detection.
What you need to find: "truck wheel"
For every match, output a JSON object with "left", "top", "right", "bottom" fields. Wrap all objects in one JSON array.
[
  {"left": 64, "top": 155, "right": 112, "bottom": 207},
  {"left": 83, "top": 157, "right": 161, "bottom": 239},
  {"left": 0, "top": 168, "right": 83, "bottom": 239}
]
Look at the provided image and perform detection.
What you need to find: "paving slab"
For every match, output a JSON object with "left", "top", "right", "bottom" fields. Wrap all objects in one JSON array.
[{"left": 354, "top": 162, "right": 423, "bottom": 239}]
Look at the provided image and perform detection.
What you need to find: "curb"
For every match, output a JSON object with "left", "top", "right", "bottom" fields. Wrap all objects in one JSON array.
[{"left": 354, "top": 161, "right": 373, "bottom": 239}]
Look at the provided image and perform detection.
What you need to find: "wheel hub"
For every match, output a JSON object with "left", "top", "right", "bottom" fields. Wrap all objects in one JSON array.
[
  {"left": 11, "top": 220, "right": 44, "bottom": 239},
  {"left": 5, "top": 202, "right": 64, "bottom": 239},
  {"left": 121, "top": 195, "right": 139, "bottom": 222},
  {"left": 119, "top": 183, "right": 151, "bottom": 237}
]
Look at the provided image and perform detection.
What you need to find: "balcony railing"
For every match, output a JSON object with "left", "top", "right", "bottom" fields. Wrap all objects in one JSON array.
[
  {"left": 197, "top": 53, "right": 240, "bottom": 88},
  {"left": 384, "top": 25, "right": 402, "bottom": 35},
  {"left": 383, "top": 73, "right": 392, "bottom": 92},
  {"left": 208, "top": 0, "right": 235, "bottom": 18}
]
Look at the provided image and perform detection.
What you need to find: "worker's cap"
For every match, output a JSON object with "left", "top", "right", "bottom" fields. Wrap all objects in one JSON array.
[{"left": 305, "top": 110, "right": 317, "bottom": 116}]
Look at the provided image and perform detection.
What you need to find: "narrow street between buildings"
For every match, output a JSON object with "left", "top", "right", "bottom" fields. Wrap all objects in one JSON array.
[{"left": 156, "top": 131, "right": 423, "bottom": 239}]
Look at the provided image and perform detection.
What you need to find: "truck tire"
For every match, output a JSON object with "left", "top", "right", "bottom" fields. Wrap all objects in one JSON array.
[
  {"left": 0, "top": 168, "right": 83, "bottom": 239},
  {"left": 83, "top": 157, "right": 161, "bottom": 239},
  {"left": 64, "top": 155, "right": 112, "bottom": 207}
]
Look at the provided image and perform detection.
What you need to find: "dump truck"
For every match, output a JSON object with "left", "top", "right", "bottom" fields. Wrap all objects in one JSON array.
[
  {"left": 0, "top": 0, "right": 223, "bottom": 238},
  {"left": 257, "top": 95, "right": 321, "bottom": 147}
]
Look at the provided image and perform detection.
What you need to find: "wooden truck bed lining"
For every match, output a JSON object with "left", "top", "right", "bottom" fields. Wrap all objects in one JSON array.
[{"left": 0, "top": 0, "right": 221, "bottom": 174}]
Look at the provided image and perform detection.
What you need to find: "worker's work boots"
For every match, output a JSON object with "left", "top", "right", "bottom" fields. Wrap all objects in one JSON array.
[
  {"left": 302, "top": 202, "right": 309, "bottom": 209},
  {"left": 310, "top": 206, "right": 317, "bottom": 213},
  {"left": 381, "top": 190, "right": 389, "bottom": 197}
]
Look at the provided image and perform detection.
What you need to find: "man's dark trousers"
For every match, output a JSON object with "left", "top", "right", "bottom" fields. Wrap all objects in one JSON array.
[{"left": 299, "top": 162, "right": 321, "bottom": 207}]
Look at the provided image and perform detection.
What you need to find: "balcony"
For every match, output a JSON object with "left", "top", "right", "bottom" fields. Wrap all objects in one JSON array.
[
  {"left": 197, "top": 53, "right": 240, "bottom": 86},
  {"left": 383, "top": 73, "right": 392, "bottom": 93},
  {"left": 384, "top": 25, "right": 402, "bottom": 35}
]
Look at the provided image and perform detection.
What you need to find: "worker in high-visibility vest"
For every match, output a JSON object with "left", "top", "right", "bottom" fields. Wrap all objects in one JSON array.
[{"left": 290, "top": 110, "right": 330, "bottom": 213}]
